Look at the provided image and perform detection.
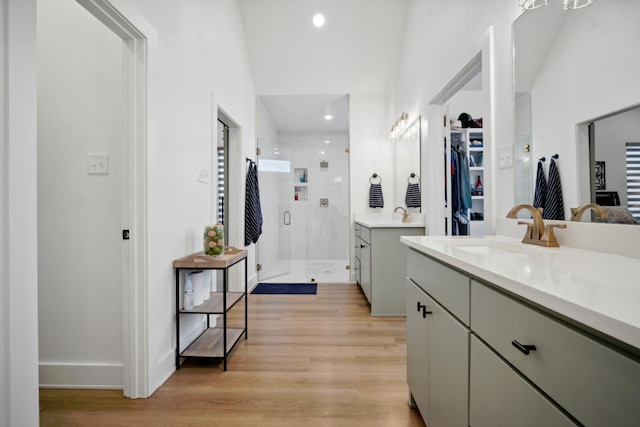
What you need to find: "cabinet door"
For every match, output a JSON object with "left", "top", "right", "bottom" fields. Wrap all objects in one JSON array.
[
  {"left": 469, "top": 336, "right": 576, "bottom": 427},
  {"left": 360, "top": 242, "right": 371, "bottom": 303},
  {"left": 406, "top": 279, "right": 428, "bottom": 416},
  {"left": 428, "top": 297, "right": 469, "bottom": 427}
]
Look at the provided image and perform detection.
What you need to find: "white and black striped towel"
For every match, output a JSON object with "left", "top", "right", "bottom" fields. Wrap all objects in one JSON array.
[
  {"left": 369, "top": 183, "right": 384, "bottom": 208},
  {"left": 544, "top": 158, "right": 564, "bottom": 220},
  {"left": 533, "top": 159, "right": 547, "bottom": 211},
  {"left": 405, "top": 183, "right": 421, "bottom": 208},
  {"left": 244, "top": 160, "right": 263, "bottom": 245}
]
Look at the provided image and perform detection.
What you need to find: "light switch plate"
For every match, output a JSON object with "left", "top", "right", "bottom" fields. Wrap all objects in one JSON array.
[
  {"left": 197, "top": 167, "right": 210, "bottom": 183},
  {"left": 87, "top": 153, "right": 109, "bottom": 174},
  {"left": 498, "top": 145, "right": 513, "bottom": 168}
]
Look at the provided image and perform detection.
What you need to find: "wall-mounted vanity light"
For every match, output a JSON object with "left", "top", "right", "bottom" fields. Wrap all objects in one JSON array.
[{"left": 519, "top": 0, "right": 594, "bottom": 11}]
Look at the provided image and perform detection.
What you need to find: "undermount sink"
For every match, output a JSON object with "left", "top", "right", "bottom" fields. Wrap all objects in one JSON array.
[{"left": 423, "top": 236, "right": 543, "bottom": 257}]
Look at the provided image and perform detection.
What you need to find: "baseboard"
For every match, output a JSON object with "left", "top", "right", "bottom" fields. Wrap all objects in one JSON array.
[{"left": 39, "top": 362, "right": 123, "bottom": 389}]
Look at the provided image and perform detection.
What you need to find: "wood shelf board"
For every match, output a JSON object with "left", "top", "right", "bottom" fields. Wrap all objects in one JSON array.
[
  {"left": 180, "top": 328, "right": 245, "bottom": 358},
  {"left": 180, "top": 292, "right": 245, "bottom": 313},
  {"left": 173, "top": 247, "right": 247, "bottom": 269}
]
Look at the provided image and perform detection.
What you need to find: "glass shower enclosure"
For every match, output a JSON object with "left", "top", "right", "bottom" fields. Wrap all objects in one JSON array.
[{"left": 256, "top": 136, "right": 350, "bottom": 283}]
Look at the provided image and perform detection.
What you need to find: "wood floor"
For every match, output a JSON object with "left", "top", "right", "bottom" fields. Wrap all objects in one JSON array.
[{"left": 40, "top": 284, "right": 426, "bottom": 426}]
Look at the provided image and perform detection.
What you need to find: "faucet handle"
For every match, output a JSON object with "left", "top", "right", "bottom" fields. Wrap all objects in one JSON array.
[
  {"left": 540, "top": 223, "right": 567, "bottom": 247},
  {"left": 517, "top": 221, "right": 535, "bottom": 240}
]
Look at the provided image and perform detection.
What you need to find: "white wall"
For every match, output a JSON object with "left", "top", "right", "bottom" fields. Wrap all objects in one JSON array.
[
  {"left": 1, "top": 0, "right": 40, "bottom": 424},
  {"left": 109, "top": 0, "right": 257, "bottom": 394},
  {"left": 394, "top": 0, "right": 522, "bottom": 234},
  {"left": 448, "top": 89, "right": 484, "bottom": 124},
  {"left": 530, "top": 1, "right": 640, "bottom": 215},
  {"left": 38, "top": 0, "right": 125, "bottom": 388}
]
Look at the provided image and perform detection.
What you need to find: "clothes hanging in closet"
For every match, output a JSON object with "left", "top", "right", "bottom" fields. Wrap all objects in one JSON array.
[{"left": 451, "top": 146, "right": 472, "bottom": 235}]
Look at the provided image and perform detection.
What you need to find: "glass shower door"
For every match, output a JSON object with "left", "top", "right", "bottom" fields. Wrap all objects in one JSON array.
[{"left": 256, "top": 138, "right": 293, "bottom": 282}]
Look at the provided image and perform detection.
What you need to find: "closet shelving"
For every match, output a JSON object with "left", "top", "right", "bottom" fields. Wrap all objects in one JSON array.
[{"left": 468, "top": 130, "right": 485, "bottom": 236}]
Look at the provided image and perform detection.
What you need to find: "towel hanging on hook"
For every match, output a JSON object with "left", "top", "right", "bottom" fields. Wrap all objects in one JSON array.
[
  {"left": 406, "top": 173, "right": 421, "bottom": 208},
  {"left": 369, "top": 173, "right": 384, "bottom": 208},
  {"left": 533, "top": 158, "right": 547, "bottom": 210}
]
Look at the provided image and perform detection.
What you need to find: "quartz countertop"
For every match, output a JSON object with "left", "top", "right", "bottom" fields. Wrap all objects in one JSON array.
[
  {"left": 356, "top": 218, "right": 426, "bottom": 228},
  {"left": 355, "top": 213, "right": 425, "bottom": 228},
  {"left": 401, "top": 235, "right": 640, "bottom": 352}
]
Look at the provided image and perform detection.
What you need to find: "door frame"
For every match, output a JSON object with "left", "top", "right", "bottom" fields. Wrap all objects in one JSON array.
[
  {"left": 426, "top": 26, "right": 495, "bottom": 236},
  {"left": 76, "top": 0, "right": 148, "bottom": 398}
]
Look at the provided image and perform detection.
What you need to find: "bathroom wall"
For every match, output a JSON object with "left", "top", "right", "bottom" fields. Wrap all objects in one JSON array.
[
  {"left": 38, "top": 0, "right": 125, "bottom": 388},
  {"left": 394, "top": 1, "right": 522, "bottom": 228},
  {"left": 530, "top": 2, "right": 640, "bottom": 211},
  {"left": 33, "top": 0, "right": 259, "bottom": 396}
]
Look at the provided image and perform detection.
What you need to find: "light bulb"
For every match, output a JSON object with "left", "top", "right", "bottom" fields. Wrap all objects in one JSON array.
[{"left": 313, "top": 13, "right": 325, "bottom": 28}]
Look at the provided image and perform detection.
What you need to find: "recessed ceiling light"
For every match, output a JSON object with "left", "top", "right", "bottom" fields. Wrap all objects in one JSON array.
[
  {"left": 313, "top": 13, "right": 325, "bottom": 28},
  {"left": 324, "top": 114, "right": 333, "bottom": 120},
  {"left": 324, "top": 140, "right": 331, "bottom": 144}
]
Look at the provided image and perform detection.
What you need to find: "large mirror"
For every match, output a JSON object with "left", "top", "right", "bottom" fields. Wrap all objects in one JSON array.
[
  {"left": 513, "top": 0, "right": 640, "bottom": 223},
  {"left": 394, "top": 116, "right": 421, "bottom": 212}
]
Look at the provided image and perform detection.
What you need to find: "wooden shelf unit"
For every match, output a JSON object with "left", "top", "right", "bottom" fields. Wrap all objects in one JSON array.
[{"left": 173, "top": 248, "right": 248, "bottom": 371}]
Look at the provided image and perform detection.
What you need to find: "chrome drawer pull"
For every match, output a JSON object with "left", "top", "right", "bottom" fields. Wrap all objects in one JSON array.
[{"left": 512, "top": 340, "right": 537, "bottom": 355}]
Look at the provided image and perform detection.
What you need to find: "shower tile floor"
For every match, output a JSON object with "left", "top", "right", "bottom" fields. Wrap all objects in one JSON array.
[{"left": 260, "top": 259, "right": 351, "bottom": 284}]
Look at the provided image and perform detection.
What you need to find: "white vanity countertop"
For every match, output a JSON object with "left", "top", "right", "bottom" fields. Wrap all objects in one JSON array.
[
  {"left": 401, "top": 235, "right": 640, "bottom": 351},
  {"left": 355, "top": 213, "right": 425, "bottom": 228},
  {"left": 356, "top": 219, "right": 426, "bottom": 228}
]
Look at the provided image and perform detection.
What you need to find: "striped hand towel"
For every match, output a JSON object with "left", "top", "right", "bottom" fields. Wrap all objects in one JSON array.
[
  {"left": 405, "top": 183, "right": 421, "bottom": 208},
  {"left": 544, "top": 158, "right": 564, "bottom": 220},
  {"left": 369, "top": 183, "right": 384, "bottom": 208}
]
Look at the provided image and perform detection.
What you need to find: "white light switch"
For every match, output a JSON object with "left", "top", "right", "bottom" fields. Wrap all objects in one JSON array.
[
  {"left": 498, "top": 145, "right": 513, "bottom": 168},
  {"left": 197, "top": 167, "right": 210, "bottom": 183},
  {"left": 87, "top": 153, "right": 109, "bottom": 174}
]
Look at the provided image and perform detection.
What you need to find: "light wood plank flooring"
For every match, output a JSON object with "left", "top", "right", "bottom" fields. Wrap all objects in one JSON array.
[{"left": 40, "top": 284, "right": 426, "bottom": 426}]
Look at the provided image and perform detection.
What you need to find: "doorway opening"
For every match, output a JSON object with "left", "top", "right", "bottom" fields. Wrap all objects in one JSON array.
[
  {"left": 37, "top": 0, "right": 148, "bottom": 398},
  {"left": 426, "top": 28, "right": 495, "bottom": 236},
  {"left": 256, "top": 94, "right": 350, "bottom": 284}
]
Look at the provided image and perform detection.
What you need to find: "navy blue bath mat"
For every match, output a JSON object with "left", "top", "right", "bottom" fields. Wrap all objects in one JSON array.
[{"left": 251, "top": 283, "right": 317, "bottom": 295}]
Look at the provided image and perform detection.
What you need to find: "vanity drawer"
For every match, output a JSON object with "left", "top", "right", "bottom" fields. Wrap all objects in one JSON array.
[
  {"left": 359, "top": 226, "right": 371, "bottom": 244},
  {"left": 471, "top": 280, "right": 640, "bottom": 427},
  {"left": 407, "top": 249, "right": 469, "bottom": 325}
]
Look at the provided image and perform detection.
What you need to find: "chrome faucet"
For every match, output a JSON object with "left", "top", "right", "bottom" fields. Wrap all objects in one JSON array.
[
  {"left": 570, "top": 203, "right": 608, "bottom": 222},
  {"left": 394, "top": 206, "right": 410, "bottom": 223},
  {"left": 505, "top": 204, "right": 566, "bottom": 247}
]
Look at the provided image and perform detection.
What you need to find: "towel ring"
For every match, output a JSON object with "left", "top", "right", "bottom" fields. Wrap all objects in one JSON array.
[
  {"left": 370, "top": 173, "right": 382, "bottom": 184},
  {"left": 408, "top": 173, "right": 420, "bottom": 184}
]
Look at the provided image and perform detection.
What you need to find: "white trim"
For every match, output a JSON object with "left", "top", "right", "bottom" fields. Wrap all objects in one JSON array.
[
  {"left": 39, "top": 363, "right": 124, "bottom": 389},
  {"left": 76, "top": 0, "right": 149, "bottom": 399}
]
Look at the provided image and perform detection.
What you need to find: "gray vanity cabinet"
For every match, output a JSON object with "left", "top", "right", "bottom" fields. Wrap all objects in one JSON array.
[
  {"left": 406, "top": 247, "right": 640, "bottom": 426},
  {"left": 406, "top": 251, "right": 470, "bottom": 427},
  {"left": 356, "top": 223, "right": 424, "bottom": 315},
  {"left": 469, "top": 336, "right": 575, "bottom": 427}
]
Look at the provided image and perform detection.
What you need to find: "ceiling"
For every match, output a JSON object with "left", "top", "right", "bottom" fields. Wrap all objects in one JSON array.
[
  {"left": 259, "top": 94, "right": 349, "bottom": 134},
  {"left": 239, "top": 0, "right": 409, "bottom": 135}
]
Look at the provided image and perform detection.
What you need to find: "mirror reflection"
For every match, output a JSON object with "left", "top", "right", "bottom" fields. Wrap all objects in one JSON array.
[
  {"left": 512, "top": 0, "right": 640, "bottom": 224},
  {"left": 394, "top": 116, "right": 421, "bottom": 212}
]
